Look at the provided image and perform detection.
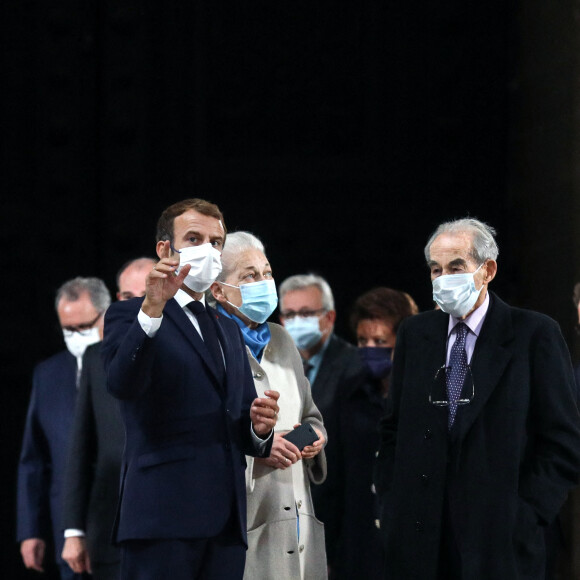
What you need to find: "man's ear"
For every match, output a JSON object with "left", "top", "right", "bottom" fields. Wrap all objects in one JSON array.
[
  {"left": 156, "top": 240, "right": 169, "bottom": 259},
  {"left": 484, "top": 260, "right": 497, "bottom": 283},
  {"left": 326, "top": 309, "right": 337, "bottom": 325}
]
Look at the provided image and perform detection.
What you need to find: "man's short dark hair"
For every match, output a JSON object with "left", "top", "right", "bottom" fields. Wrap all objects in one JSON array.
[{"left": 155, "top": 198, "right": 227, "bottom": 243}]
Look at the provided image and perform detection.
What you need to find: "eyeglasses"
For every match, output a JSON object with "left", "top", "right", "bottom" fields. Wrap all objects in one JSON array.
[
  {"left": 279, "top": 308, "right": 327, "bottom": 320},
  {"left": 429, "top": 364, "right": 475, "bottom": 406},
  {"left": 62, "top": 312, "right": 103, "bottom": 337}
]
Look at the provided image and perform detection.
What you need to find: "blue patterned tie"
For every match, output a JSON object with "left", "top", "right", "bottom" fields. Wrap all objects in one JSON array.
[{"left": 446, "top": 322, "right": 468, "bottom": 429}]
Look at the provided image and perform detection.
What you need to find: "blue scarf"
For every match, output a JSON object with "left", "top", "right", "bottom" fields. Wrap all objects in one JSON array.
[{"left": 217, "top": 305, "right": 271, "bottom": 362}]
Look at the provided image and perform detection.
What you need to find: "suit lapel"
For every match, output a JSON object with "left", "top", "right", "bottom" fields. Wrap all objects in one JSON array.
[
  {"left": 419, "top": 313, "right": 451, "bottom": 437},
  {"left": 164, "top": 299, "right": 224, "bottom": 387},
  {"left": 451, "top": 293, "right": 513, "bottom": 441}
]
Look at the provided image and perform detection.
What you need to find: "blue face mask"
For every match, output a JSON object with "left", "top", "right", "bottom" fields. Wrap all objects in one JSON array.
[
  {"left": 284, "top": 316, "right": 323, "bottom": 350},
  {"left": 221, "top": 279, "right": 278, "bottom": 324},
  {"left": 358, "top": 347, "right": 393, "bottom": 379}
]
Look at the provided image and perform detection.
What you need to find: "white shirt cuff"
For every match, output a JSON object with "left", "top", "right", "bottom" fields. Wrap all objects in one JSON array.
[
  {"left": 64, "top": 529, "right": 85, "bottom": 538},
  {"left": 138, "top": 309, "right": 163, "bottom": 337},
  {"left": 251, "top": 424, "right": 273, "bottom": 452}
]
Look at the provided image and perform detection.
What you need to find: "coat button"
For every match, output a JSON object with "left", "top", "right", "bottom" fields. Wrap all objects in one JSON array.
[
  {"left": 375, "top": 519, "right": 381, "bottom": 529},
  {"left": 424, "top": 429, "right": 432, "bottom": 439},
  {"left": 370, "top": 484, "right": 376, "bottom": 494},
  {"left": 299, "top": 545, "right": 304, "bottom": 553},
  {"left": 253, "top": 372, "right": 263, "bottom": 379},
  {"left": 421, "top": 474, "right": 429, "bottom": 485},
  {"left": 415, "top": 521, "right": 424, "bottom": 532},
  {"left": 297, "top": 500, "right": 303, "bottom": 508}
]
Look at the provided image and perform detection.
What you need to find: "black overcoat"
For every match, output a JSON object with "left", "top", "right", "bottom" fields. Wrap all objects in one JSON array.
[{"left": 375, "top": 293, "right": 580, "bottom": 579}]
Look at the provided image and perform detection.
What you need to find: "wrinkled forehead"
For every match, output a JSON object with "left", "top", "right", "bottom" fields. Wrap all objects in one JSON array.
[{"left": 430, "top": 232, "right": 475, "bottom": 264}]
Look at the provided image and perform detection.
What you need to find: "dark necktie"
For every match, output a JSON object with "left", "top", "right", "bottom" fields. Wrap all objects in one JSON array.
[
  {"left": 303, "top": 359, "right": 313, "bottom": 380},
  {"left": 446, "top": 322, "right": 468, "bottom": 429},
  {"left": 186, "top": 301, "right": 225, "bottom": 382}
]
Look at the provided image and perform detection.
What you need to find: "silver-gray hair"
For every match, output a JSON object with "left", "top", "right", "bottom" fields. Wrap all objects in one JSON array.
[
  {"left": 424, "top": 218, "right": 499, "bottom": 265},
  {"left": 55, "top": 277, "right": 112, "bottom": 313},
  {"left": 217, "top": 231, "right": 266, "bottom": 283},
  {"left": 278, "top": 273, "right": 335, "bottom": 311}
]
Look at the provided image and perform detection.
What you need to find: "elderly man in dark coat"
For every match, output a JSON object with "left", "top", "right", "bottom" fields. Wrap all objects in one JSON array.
[{"left": 375, "top": 217, "right": 580, "bottom": 580}]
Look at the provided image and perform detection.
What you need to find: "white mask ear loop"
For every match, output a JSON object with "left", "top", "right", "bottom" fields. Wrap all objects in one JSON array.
[{"left": 218, "top": 281, "right": 242, "bottom": 311}]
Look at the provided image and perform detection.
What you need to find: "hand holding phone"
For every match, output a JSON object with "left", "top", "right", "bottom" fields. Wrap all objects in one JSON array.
[{"left": 282, "top": 423, "right": 319, "bottom": 451}]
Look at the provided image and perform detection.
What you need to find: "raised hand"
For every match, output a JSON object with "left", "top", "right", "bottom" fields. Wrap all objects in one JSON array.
[
  {"left": 251, "top": 389, "right": 280, "bottom": 437},
  {"left": 142, "top": 240, "right": 191, "bottom": 317}
]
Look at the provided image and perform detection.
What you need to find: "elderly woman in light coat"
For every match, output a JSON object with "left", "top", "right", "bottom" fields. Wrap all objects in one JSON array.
[{"left": 209, "top": 231, "right": 328, "bottom": 580}]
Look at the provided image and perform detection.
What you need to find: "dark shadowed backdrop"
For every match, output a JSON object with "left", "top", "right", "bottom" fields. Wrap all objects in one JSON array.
[{"left": 4, "top": 1, "right": 580, "bottom": 577}]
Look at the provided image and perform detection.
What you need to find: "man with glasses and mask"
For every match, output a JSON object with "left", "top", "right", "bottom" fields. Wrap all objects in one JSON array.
[
  {"left": 374, "top": 217, "right": 580, "bottom": 580},
  {"left": 60, "top": 257, "right": 156, "bottom": 580},
  {"left": 17, "top": 277, "right": 111, "bottom": 579},
  {"left": 278, "top": 274, "right": 360, "bottom": 547}
]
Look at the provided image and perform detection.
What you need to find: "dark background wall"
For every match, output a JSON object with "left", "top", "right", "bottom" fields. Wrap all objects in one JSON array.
[{"left": 4, "top": 1, "right": 579, "bottom": 577}]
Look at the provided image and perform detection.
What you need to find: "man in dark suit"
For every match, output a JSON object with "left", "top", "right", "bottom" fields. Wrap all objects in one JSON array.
[
  {"left": 278, "top": 273, "right": 361, "bottom": 566},
  {"left": 101, "top": 198, "right": 279, "bottom": 579},
  {"left": 61, "top": 257, "right": 155, "bottom": 579},
  {"left": 17, "top": 277, "right": 112, "bottom": 580},
  {"left": 278, "top": 273, "right": 360, "bottom": 423},
  {"left": 374, "top": 217, "right": 580, "bottom": 580}
]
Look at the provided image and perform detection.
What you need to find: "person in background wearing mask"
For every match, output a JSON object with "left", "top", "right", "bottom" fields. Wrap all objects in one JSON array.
[
  {"left": 278, "top": 274, "right": 360, "bottom": 530},
  {"left": 101, "top": 199, "right": 279, "bottom": 579},
  {"left": 375, "top": 217, "right": 580, "bottom": 580},
  {"left": 17, "top": 277, "right": 111, "bottom": 580},
  {"left": 61, "top": 257, "right": 156, "bottom": 580},
  {"left": 324, "top": 286, "right": 417, "bottom": 580},
  {"left": 209, "top": 231, "right": 328, "bottom": 580}
]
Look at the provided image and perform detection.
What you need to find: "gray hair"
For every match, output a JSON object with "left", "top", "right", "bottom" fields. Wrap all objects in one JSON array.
[
  {"left": 217, "top": 231, "right": 266, "bottom": 282},
  {"left": 55, "top": 277, "right": 112, "bottom": 313},
  {"left": 278, "top": 273, "right": 335, "bottom": 311},
  {"left": 424, "top": 218, "right": 499, "bottom": 265}
]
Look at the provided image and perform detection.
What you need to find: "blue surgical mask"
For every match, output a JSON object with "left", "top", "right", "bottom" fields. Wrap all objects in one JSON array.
[
  {"left": 220, "top": 279, "right": 278, "bottom": 324},
  {"left": 432, "top": 263, "right": 484, "bottom": 318},
  {"left": 284, "top": 316, "right": 322, "bottom": 350},
  {"left": 358, "top": 347, "right": 393, "bottom": 379}
]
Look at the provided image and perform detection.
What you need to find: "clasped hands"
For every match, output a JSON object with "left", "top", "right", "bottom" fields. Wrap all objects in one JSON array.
[{"left": 257, "top": 424, "right": 325, "bottom": 470}]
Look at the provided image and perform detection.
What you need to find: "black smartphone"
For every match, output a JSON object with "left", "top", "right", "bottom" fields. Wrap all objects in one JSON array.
[{"left": 282, "top": 423, "right": 319, "bottom": 451}]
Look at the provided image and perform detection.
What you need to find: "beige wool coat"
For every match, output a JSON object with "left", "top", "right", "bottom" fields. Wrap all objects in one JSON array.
[{"left": 243, "top": 323, "right": 328, "bottom": 580}]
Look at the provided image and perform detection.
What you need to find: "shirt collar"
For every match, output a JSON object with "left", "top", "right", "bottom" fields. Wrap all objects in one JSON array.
[
  {"left": 447, "top": 292, "right": 490, "bottom": 337},
  {"left": 175, "top": 288, "right": 206, "bottom": 309},
  {"left": 307, "top": 332, "right": 332, "bottom": 368}
]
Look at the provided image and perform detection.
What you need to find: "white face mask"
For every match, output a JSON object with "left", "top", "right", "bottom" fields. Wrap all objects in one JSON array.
[
  {"left": 432, "top": 263, "right": 484, "bottom": 318},
  {"left": 175, "top": 243, "right": 222, "bottom": 293},
  {"left": 63, "top": 327, "right": 101, "bottom": 359}
]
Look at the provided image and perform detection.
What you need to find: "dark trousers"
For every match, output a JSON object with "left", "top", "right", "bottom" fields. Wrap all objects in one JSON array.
[
  {"left": 91, "top": 560, "right": 121, "bottom": 580},
  {"left": 59, "top": 562, "right": 91, "bottom": 580},
  {"left": 121, "top": 537, "right": 245, "bottom": 580}
]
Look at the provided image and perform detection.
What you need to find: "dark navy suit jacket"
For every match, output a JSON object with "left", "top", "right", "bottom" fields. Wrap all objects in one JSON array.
[
  {"left": 17, "top": 349, "right": 78, "bottom": 564},
  {"left": 61, "top": 341, "right": 123, "bottom": 566},
  {"left": 101, "top": 296, "right": 271, "bottom": 544}
]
